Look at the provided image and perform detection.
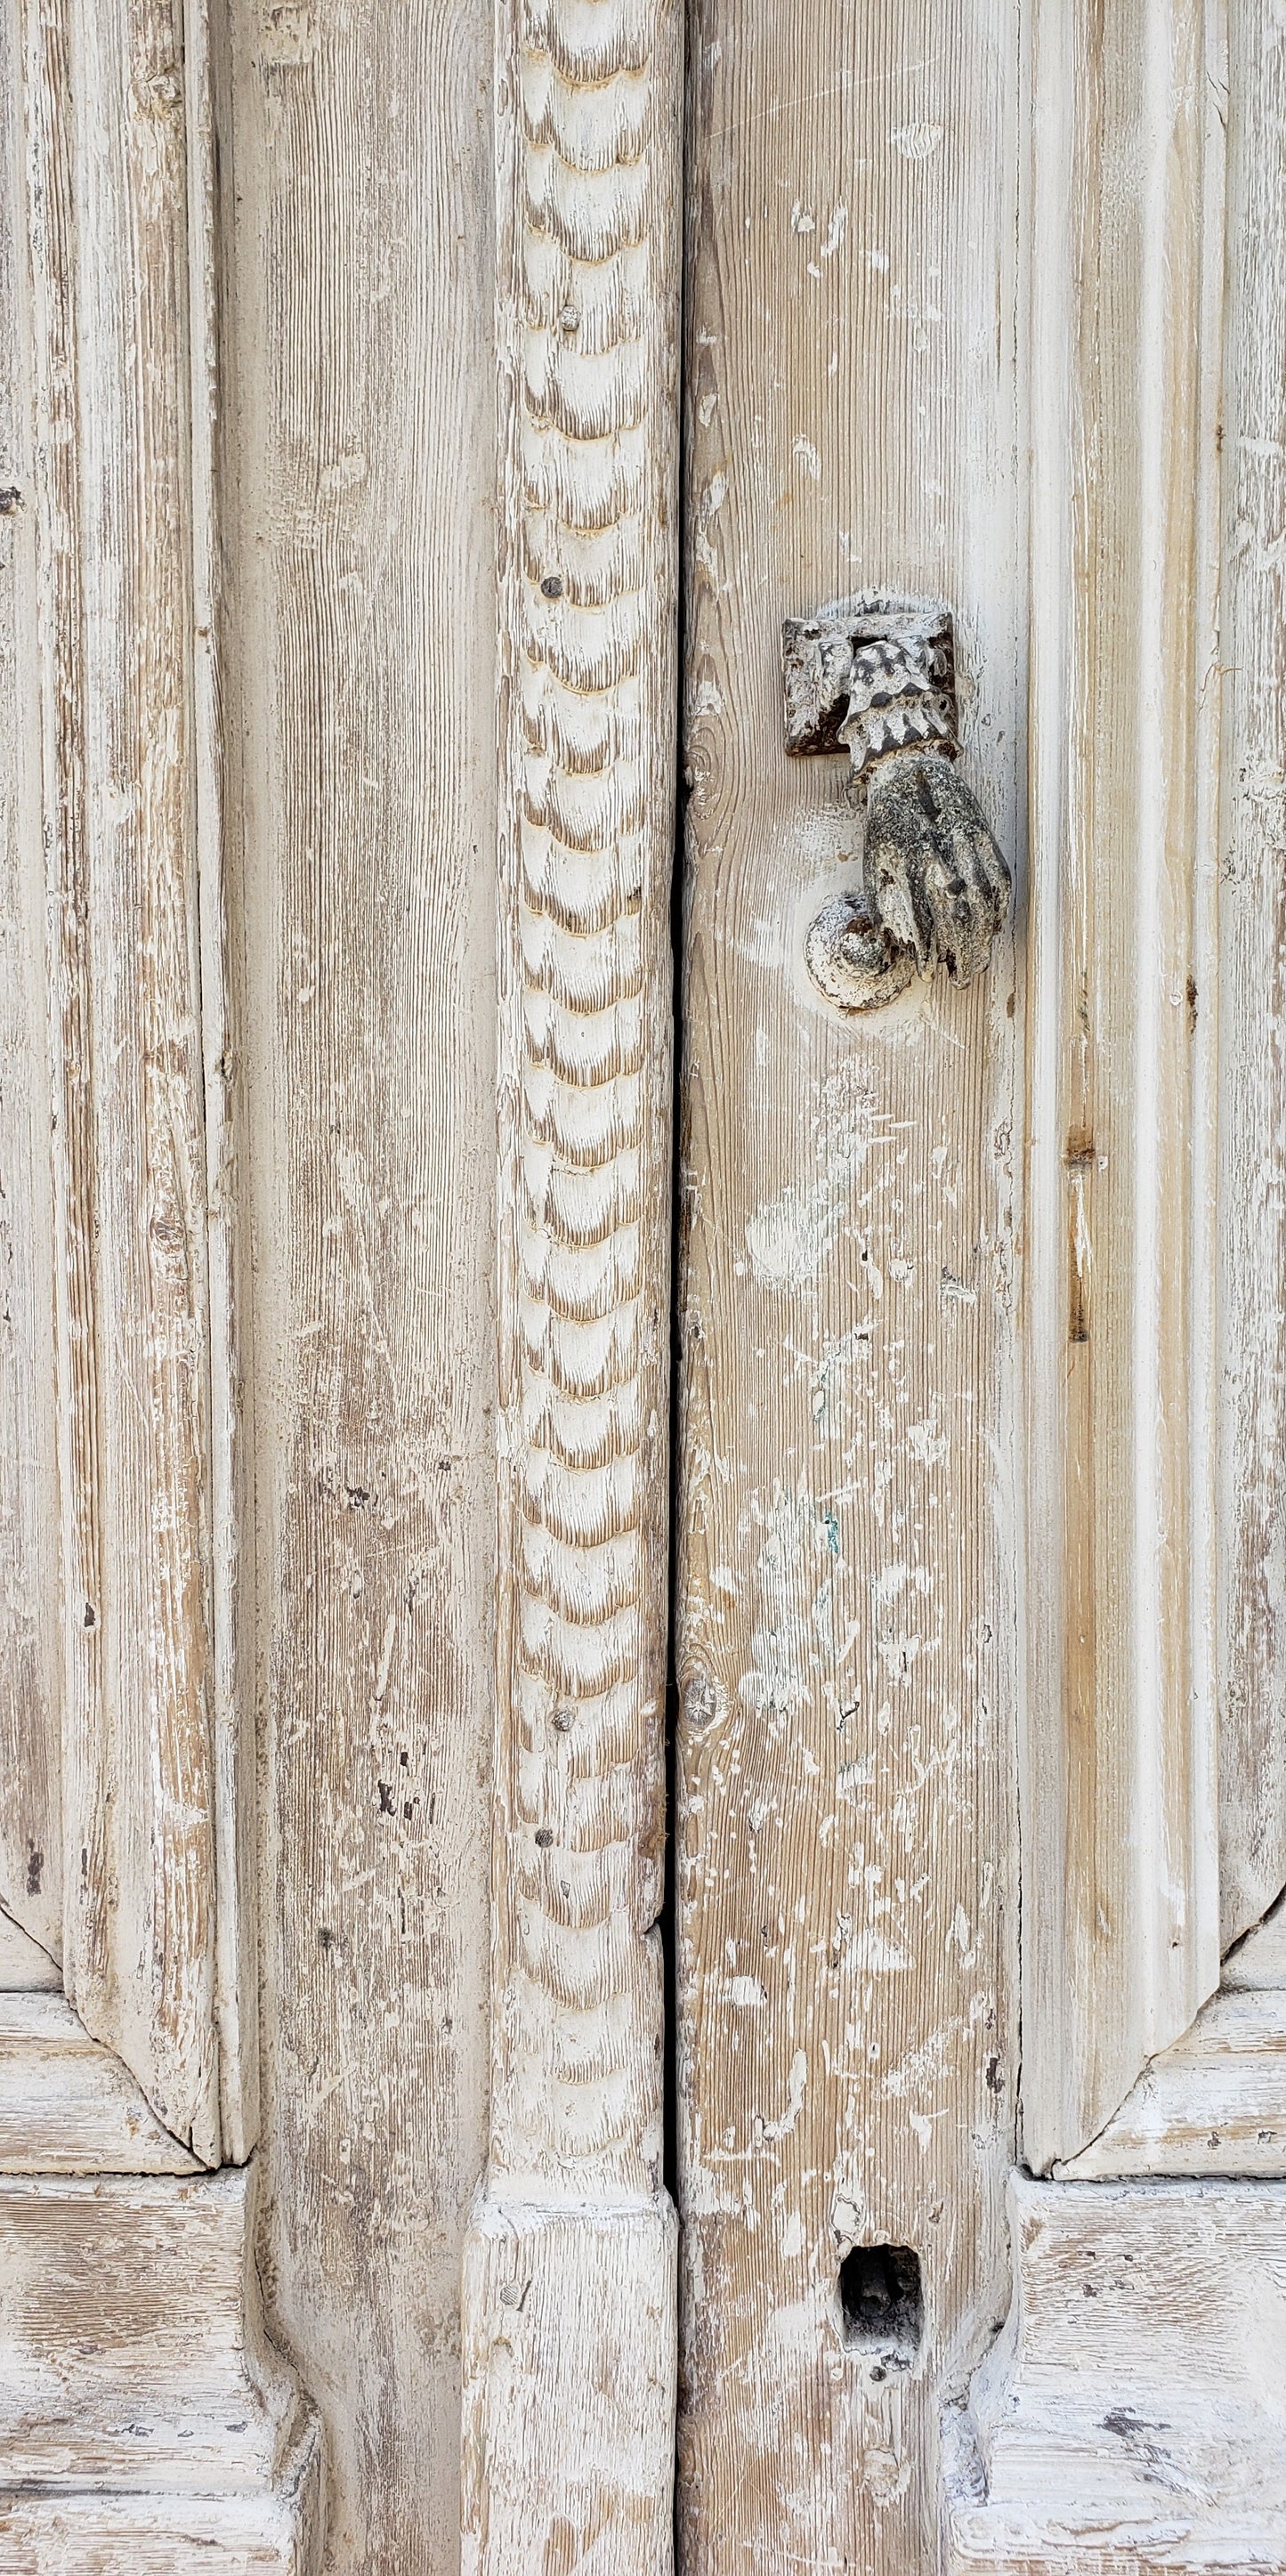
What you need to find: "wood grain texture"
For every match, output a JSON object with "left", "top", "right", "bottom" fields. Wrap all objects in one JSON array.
[
  {"left": 21, "top": 0, "right": 253, "bottom": 2160},
  {"left": 0, "top": 1915, "right": 59, "bottom": 1993},
  {"left": 676, "top": 8, "right": 1023, "bottom": 2570},
  {"left": 945, "top": 2173, "right": 1286, "bottom": 2571},
  {"left": 484, "top": 0, "right": 680, "bottom": 2203},
  {"left": 1217, "top": 0, "right": 1286, "bottom": 1950},
  {"left": 1224, "top": 1888, "right": 1286, "bottom": 1989},
  {"left": 1021, "top": 0, "right": 1225, "bottom": 2169},
  {"left": 0, "top": 2169, "right": 321, "bottom": 2572},
  {"left": 0, "top": 1992, "right": 201, "bottom": 2173},
  {"left": 461, "top": 2199, "right": 676, "bottom": 2576},
  {"left": 462, "top": 0, "right": 682, "bottom": 2564},
  {"left": 219, "top": 4, "right": 498, "bottom": 2568},
  {"left": 0, "top": 0, "right": 61, "bottom": 1967},
  {"left": 1054, "top": 1987, "right": 1286, "bottom": 2180}
]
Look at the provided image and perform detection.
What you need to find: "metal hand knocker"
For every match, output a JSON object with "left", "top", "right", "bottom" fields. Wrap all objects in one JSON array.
[{"left": 783, "top": 590, "right": 1010, "bottom": 1010}]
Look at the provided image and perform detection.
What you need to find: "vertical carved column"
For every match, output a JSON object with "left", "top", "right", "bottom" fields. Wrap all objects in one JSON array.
[{"left": 461, "top": 1, "right": 681, "bottom": 2566}]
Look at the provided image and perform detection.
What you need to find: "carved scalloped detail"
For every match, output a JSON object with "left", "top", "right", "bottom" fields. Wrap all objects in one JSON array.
[{"left": 492, "top": 0, "right": 675, "bottom": 2188}]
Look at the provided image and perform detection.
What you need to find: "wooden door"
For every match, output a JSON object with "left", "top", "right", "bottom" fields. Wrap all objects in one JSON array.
[
  {"left": 672, "top": 3, "right": 1286, "bottom": 2572},
  {"left": 4, "top": 0, "right": 1286, "bottom": 2572}
]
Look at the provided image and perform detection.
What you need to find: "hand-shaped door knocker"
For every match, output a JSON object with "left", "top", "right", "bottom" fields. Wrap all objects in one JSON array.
[{"left": 783, "top": 591, "right": 1010, "bottom": 1011}]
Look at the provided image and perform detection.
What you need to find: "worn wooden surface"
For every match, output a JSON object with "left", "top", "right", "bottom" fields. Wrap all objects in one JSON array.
[
  {"left": 1055, "top": 1987, "right": 1286, "bottom": 2180},
  {"left": 22, "top": 0, "right": 250, "bottom": 2163},
  {"left": 945, "top": 2174, "right": 1286, "bottom": 2571},
  {"left": 1021, "top": 0, "right": 1224, "bottom": 2170},
  {"left": 0, "top": 1992, "right": 203, "bottom": 2172},
  {"left": 1225, "top": 1889, "right": 1286, "bottom": 1989},
  {"left": 461, "top": 2199, "right": 677, "bottom": 2576},
  {"left": 461, "top": 0, "right": 682, "bottom": 2564},
  {"left": 0, "top": 0, "right": 61, "bottom": 1965},
  {"left": 676, "top": 7, "right": 1023, "bottom": 2569},
  {"left": 0, "top": 2169, "right": 321, "bottom": 2571},
  {"left": 1217, "top": 0, "right": 1286, "bottom": 1950},
  {"left": 0, "top": 1916, "right": 58, "bottom": 1993},
  {"left": 220, "top": 4, "right": 497, "bottom": 2569}
]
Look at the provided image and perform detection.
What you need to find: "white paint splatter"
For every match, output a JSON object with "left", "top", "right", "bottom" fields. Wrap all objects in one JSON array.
[
  {"left": 821, "top": 203, "right": 848, "bottom": 259},
  {"left": 758, "top": 2047, "right": 809, "bottom": 2141}
]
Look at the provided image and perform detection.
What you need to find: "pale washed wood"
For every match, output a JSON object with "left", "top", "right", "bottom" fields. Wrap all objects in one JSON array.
[
  {"left": 0, "top": 1915, "right": 58, "bottom": 1994},
  {"left": 0, "top": 1993, "right": 201, "bottom": 2173},
  {"left": 0, "top": 2169, "right": 321, "bottom": 2571},
  {"left": 461, "top": 0, "right": 682, "bottom": 2564},
  {"left": 1021, "top": 0, "right": 1225, "bottom": 2172},
  {"left": 184, "top": 0, "right": 258, "bottom": 2169},
  {"left": 1217, "top": 0, "right": 1286, "bottom": 1949},
  {"left": 675, "top": 6, "right": 1023, "bottom": 2569},
  {"left": 1224, "top": 1888, "right": 1286, "bottom": 1989},
  {"left": 1055, "top": 1989, "right": 1286, "bottom": 2179},
  {"left": 0, "top": 0, "right": 61, "bottom": 1964},
  {"left": 21, "top": 0, "right": 251, "bottom": 2162},
  {"left": 461, "top": 2199, "right": 676, "bottom": 2576},
  {"left": 220, "top": 2, "right": 498, "bottom": 2565},
  {"left": 945, "top": 2173, "right": 1286, "bottom": 2571}
]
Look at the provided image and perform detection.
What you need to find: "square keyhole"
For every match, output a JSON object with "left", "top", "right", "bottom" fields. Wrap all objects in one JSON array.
[{"left": 837, "top": 2244, "right": 923, "bottom": 2365}]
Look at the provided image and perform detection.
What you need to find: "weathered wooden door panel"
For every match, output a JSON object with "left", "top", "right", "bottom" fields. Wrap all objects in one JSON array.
[
  {"left": 675, "top": 7, "right": 1023, "bottom": 2567},
  {"left": 674, "top": 0, "right": 1286, "bottom": 2570},
  {"left": 4, "top": 0, "right": 1286, "bottom": 2570}
]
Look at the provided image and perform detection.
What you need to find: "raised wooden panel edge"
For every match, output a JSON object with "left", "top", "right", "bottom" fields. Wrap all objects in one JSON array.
[
  {"left": 0, "top": 2167, "right": 322, "bottom": 2573},
  {"left": 1054, "top": 1986, "right": 1286, "bottom": 2180},
  {"left": 1020, "top": 0, "right": 1225, "bottom": 2172},
  {"left": 20, "top": 0, "right": 255, "bottom": 2161},
  {"left": 1217, "top": 0, "right": 1286, "bottom": 1948},
  {"left": 0, "top": 1915, "right": 58, "bottom": 1994},
  {"left": 0, "top": 0, "right": 61, "bottom": 1964},
  {"left": 1224, "top": 1887, "right": 1286, "bottom": 1989},
  {"left": 0, "top": 1993, "right": 201, "bottom": 2174},
  {"left": 943, "top": 2172, "right": 1286, "bottom": 2571},
  {"left": 461, "top": 0, "right": 682, "bottom": 2564}
]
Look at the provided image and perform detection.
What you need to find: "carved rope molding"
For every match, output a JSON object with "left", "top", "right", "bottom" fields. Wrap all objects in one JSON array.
[
  {"left": 491, "top": 0, "right": 677, "bottom": 2199},
  {"left": 462, "top": 1, "right": 680, "bottom": 2568}
]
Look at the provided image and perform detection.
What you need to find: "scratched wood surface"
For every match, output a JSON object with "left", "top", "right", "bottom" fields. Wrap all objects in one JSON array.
[
  {"left": 1020, "top": 0, "right": 1224, "bottom": 2170},
  {"left": 0, "top": 2169, "right": 322, "bottom": 2568},
  {"left": 0, "top": 0, "right": 61, "bottom": 1966},
  {"left": 20, "top": 0, "right": 252, "bottom": 2163},
  {"left": 946, "top": 2174, "right": 1286, "bottom": 2571},
  {"left": 1217, "top": 0, "right": 1286, "bottom": 1950},
  {"left": 220, "top": 4, "right": 497, "bottom": 2569},
  {"left": 675, "top": 9, "right": 1023, "bottom": 2569}
]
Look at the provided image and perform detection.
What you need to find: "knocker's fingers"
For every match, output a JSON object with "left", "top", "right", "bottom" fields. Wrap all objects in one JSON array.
[
  {"left": 863, "top": 757, "right": 941, "bottom": 970},
  {"left": 864, "top": 750, "right": 1010, "bottom": 987}
]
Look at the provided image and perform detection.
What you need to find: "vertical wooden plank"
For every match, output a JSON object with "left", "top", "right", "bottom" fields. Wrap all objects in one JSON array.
[
  {"left": 460, "top": 1, "right": 682, "bottom": 2567},
  {"left": 1021, "top": 0, "right": 1224, "bottom": 2168},
  {"left": 222, "top": 4, "right": 498, "bottom": 2566},
  {"left": 676, "top": 7, "right": 1023, "bottom": 2571},
  {"left": 23, "top": 0, "right": 239, "bottom": 2159},
  {"left": 1217, "top": 0, "right": 1286, "bottom": 1948},
  {"left": 0, "top": 0, "right": 61, "bottom": 1962}
]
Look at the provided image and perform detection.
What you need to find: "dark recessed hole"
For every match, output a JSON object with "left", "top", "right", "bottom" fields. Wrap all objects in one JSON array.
[{"left": 837, "top": 2243, "right": 923, "bottom": 2363}]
